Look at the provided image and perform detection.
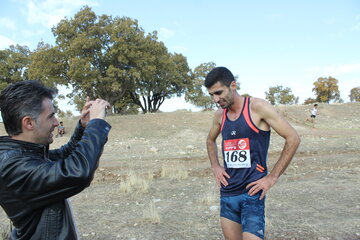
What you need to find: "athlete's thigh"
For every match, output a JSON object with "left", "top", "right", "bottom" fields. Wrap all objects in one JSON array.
[
  {"left": 241, "top": 194, "right": 265, "bottom": 239},
  {"left": 243, "top": 232, "right": 262, "bottom": 240},
  {"left": 221, "top": 217, "right": 243, "bottom": 240}
]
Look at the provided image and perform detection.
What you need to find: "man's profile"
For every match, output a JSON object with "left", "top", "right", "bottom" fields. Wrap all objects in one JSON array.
[{"left": 0, "top": 80, "right": 111, "bottom": 239}]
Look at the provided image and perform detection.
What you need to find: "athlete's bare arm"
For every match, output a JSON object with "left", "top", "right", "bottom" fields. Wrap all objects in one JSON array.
[
  {"left": 206, "top": 109, "right": 230, "bottom": 187},
  {"left": 246, "top": 98, "right": 300, "bottom": 200}
]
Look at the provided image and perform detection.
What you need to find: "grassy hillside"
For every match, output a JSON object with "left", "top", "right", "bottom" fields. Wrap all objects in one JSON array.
[{"left": 1, "top": 102, "right": 359, "bottom": 239}]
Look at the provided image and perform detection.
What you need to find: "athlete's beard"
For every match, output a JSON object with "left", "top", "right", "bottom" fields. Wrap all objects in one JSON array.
[{"left": 223, "top": 88, "right": 235, "bottom": 109}]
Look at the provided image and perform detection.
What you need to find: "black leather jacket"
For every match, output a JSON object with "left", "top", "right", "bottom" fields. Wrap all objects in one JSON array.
[{"left": 0, "top": 119, "right": 111, "bottom": 240}]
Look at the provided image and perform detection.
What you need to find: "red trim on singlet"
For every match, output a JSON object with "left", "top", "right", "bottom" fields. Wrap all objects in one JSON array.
[
  {"left": 256, "top": 164, "right": 265, "bottom": 172},
  {"left": 220, "top": 108, "right": 227, "bottom": 132},
  {"left": 243, "top": 97, "right": 259, "bottom": 134},
  {"left": 220, "top": 97, "right": 260, "bottom": 133}
]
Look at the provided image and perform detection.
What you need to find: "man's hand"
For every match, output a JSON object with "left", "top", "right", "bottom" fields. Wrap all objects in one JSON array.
[
  {"left": 212, "top": 165, "right": 230, "bottom": 187},
  {"left": 80, "top": 96, "right": 92, "bottom": 128},
  {"left": 89, "top": 98, "right": 110, "bottom": 120},
  {"left": 80, "top": 97, "right": 110, "bottom": 127},
  {"left": 246, "top": 175, "right": 277, "bottom": 200}
]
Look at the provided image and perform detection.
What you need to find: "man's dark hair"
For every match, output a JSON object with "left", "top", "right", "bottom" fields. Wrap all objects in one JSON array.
[
  {"left": 204, "top": 67, "right": 235, "bottom": 88},
  {"left": 0, "top": 80, "right": 57, "bottom": 136},
  {"left": 314, "top": 104, "right": 318, "bottom": 107}
]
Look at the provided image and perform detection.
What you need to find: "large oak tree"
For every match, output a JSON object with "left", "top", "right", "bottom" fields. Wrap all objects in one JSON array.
[{"left": 29, "top": 6, "right": 192, "bottom": 113}]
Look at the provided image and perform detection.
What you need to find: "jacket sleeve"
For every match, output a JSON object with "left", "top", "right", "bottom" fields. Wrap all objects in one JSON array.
[
  {"left": 48, "top": 120, "right": 86, "bottom": 160},
  {"left": 2, "top": 119, "right": 111, "bottom": 209}
]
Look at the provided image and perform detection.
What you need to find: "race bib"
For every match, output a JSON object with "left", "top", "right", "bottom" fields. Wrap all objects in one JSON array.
[{"left": 224, "top": 138, "right": 251, "bottom": 168}]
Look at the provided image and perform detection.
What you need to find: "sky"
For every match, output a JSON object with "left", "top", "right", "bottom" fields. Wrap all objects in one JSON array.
[{"left": 1, "top": 0, "right": 359, "bottom": 113}]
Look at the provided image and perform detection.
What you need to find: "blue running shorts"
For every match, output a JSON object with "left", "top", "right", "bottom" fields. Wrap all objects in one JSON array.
[{"left": 220, "top": 193, "right": 265, "bottom": 239}]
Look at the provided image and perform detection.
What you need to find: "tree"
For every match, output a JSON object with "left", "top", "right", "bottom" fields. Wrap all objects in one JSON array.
[
  {"left": 29, "top": 6, "right": 192, "bottom": 113},
  {"left": 128, "top": 36, "right": 192, "bottom": 113},
  {"left": 29, "top": 42, "right": 69, "bottom": 88},
  {"left": 349, "top": 87, "right": 360, "bottom": 102},
  {"left": 0, "top": 45, "right": 31, "bottom": 91},
  {"left": 303, "top": 97, "right": 317, "bottom": 105},
  {"left": 265, "top": 85, "right": 296, "bottom": 105},
  {"left": 312, "top": 76, "right": 340, "bottom": 103},
  {"left": 185, "top": 62, "right": 217, "bottom": 110}
]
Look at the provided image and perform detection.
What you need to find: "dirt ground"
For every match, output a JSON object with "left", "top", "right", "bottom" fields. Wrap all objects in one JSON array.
[{"left": 1, "top": 102, "right": 360, "bottom": 240}]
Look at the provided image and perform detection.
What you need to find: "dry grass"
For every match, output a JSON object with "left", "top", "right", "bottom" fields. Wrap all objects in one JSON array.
[
  {"left": 1, "top": 103, "right": 360, "bottom": 239},
  {"left": 119, "top": 170, "right": 151, "bottom": 195},
  {"left": 142, "top": 201, "right": 161, "bottom": 224},
  {"left": 198, "top": 190, "right": 218, "bottom": 205},
  {"left": 160, "top": 161, "right": 188, "bottom": 180},
  {"left": 0, "top": 229, "right": 8, "bottom": 240}
]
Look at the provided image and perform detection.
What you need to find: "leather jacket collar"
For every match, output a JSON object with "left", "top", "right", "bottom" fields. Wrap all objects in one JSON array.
[{"left": 0, "top": 136, "right": 49, "bottom": 157}]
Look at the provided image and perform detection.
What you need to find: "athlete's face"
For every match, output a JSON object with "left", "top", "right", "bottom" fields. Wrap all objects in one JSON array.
[{"left": 207, "top": 81, "right": 236, "bottom": 109}]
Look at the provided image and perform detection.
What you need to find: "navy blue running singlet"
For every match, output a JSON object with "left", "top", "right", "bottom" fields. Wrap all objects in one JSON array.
[{"left": 220, "top": 97, "right": 271, "bottom": 197}]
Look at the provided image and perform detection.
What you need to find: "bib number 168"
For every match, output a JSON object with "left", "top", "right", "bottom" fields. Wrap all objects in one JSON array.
[{"left": 225, "top": 150, "right": 247, "bottom": 163}]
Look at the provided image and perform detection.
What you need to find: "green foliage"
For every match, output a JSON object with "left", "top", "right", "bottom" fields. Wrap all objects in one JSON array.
[
  {"left": 29, "top": 6, "right": 192, "bottom": 113},
  {"left": 128, "top": 39, "right": 192, "bottom": 113},
  {"left": 29, "top": 42, "right": 68, "bottom": 88},
  {"left": 349, "top": 87, "right": 360, "bottom": 102},
  {"left": 57, "top": 110, "right": 73, "bottom": 119},
  {"left": 265, "top": 85, "right": 296, "bottom": 105},
  {"left": 303, "top": 97, "right": 317, "bottom": 105},
  {"left": 0, "top": 45, "right": 31, "bottom": 91},
  {"left": 312, "top": 76, "right": 340, "bottom": 103},
  {"left": 185, "top": 62, "right": 217, "bottom": 110}
]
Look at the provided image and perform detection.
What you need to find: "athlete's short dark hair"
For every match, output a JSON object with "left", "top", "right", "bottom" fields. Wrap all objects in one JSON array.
[
  {"left": 0, "top": 80, "right": 57, "bottom": 136},
  {"left": 204, "top": 67, "right": 235, "bottom": 88}
]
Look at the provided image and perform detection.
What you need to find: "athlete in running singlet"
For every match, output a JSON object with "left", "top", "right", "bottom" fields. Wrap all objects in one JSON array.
[
  {"left": 305, "top": 103, "right": 319, "bottom": 128},
  {"left": 220, "top": 96, "right": 270, "bottom": 198},
  {"left": 205, "top": 67, "right": 300, "bottom": 240}
]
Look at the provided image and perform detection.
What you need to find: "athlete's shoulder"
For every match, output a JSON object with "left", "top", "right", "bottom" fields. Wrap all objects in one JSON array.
[
  {"left": 213, "top": 108, "right": 224, "bottom": 123},
  {"left": 249, "top": 97, "right": 271, "bottom": 110}
]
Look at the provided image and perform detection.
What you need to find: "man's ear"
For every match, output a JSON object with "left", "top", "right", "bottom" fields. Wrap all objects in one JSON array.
[
  {"left": 22, "top": 116, "right": 36, "bottom": 131},
  {"left": 230, "top": 81, "right": 237, "bottom": 90}
]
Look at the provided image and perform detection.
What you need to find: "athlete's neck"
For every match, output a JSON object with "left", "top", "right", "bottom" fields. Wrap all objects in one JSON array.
[{"left": 228, "top": 93, "right": 244, "bottom": 114}]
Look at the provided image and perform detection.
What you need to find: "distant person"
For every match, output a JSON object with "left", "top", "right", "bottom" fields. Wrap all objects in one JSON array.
[
  {"left": 0, "top": 80, "right": 111, "bottom": 240},
  {"left": 57, "top": 121, "right": 65, "bottom": 137},
  {"left": 205, "top": 67, "right": 300, "bottom": 240},
  {"left": 305, "top": 103, "right": 318, "bottom": 128}
]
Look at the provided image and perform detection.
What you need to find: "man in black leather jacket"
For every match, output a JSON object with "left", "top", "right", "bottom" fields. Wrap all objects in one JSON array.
[{"left": 0, "top": 80, "right": 111, "bottom": 240}]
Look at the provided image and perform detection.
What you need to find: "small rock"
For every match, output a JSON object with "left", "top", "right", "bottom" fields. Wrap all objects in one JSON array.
[
  {"left": 209, "top": 205, "right": 219, "bottom": 211},
  {"left": 149, "top": 147, "right": 158, "bottom": 153}
]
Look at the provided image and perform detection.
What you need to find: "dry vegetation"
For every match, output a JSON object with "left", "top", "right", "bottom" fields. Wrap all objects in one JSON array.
[{"left": 1, "top": 102, "right": 360, "bottom": 240}]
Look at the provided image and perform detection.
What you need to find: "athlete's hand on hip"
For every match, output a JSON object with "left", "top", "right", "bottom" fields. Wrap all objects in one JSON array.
[
  {"left": 212, "top": 165, "right": 230, "bottom": 187},
  {"left": 246, "top": 175, "right": 277, "bottom": 200}
]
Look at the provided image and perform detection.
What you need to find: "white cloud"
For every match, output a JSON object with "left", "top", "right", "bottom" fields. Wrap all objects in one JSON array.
[
  {"left": 308, "top": 63, "right": 360, "bottom": 76},
  {"left": 172, "top": 46, "right": 187, "bottom": 52},
  {"left": 0, "top": 18, "right": 16, "bottom": 30},
  {"left": 304, "top": 63, "right": 360, "bottom": 102},
  {"left": 22, "top": 29, "right": 45, "bottom": 38},
  {"left": 23, "top": 0, "right": 98, "bottom": 28},
  {"left": 0, "top": 35, "right": 16, "bottom": 49},
  {"left": 158, "top": 27, "right": 175, "bottom": 40},
  {"left": 159, "top": 95, "right": 200, "bottom": 112}
]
